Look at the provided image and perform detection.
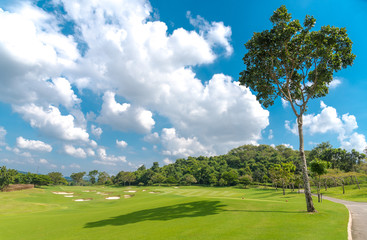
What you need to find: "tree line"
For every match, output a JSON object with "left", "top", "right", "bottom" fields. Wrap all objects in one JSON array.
[{"left": 2, "top": 143, "right": 365, "bottom": 192}]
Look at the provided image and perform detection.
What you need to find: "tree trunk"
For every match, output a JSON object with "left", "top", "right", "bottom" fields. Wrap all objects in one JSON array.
[
  {"left": 282, "top": 180, "right": 285, "bottom": 195},
  {"left": 355, "top": 176, "right": 360, "bottom": 189},
  {"left": 298, "top": 183, "right": 301, "bottom": 193},
  {"left": 324, "top": 179, "right": 328, "bottom": 191},
  {"left": 333, "top": 178, "right": 337, "bottom": 187},
  {"left": 341, "top": 178, "right": 345, "bottom": 194},
  {"left": 297, "top": 116, "right": 316, "bottom": 212},
  {"left": 318, "top": 175, "right": 321, "bottom": 203}
]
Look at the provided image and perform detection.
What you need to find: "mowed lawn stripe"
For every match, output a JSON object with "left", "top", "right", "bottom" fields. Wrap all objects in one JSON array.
[{"left": 0, "top": 186, "right": 348, "bottom": 240}]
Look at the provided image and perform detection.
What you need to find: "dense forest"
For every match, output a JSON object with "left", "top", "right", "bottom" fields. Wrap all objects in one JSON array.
[{"left": 1, "top": 143, "right": 366, "bottom": 191}]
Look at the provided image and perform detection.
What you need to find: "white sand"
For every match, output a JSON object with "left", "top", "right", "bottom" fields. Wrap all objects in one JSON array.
[
  {"left": 124, "top": 190, "right": 137, "bottom": 193},
  {"left": 74, "top": 198, "right": 92, "bottom": 202},
  {"left": 142, "top": 190, "right": 146, "bottom": 192},
  {"left": 106, "top": 196, "right": 121, "bottom": 200},
  {"left": 123, "top": 195, "right": 132, "bottom": 198},
  {"left": 174, "top": 187, "right": 179, "bottom": 189},
  {"left": 64, "top": 195, "right": 74, "bottom": 197},
  {"left": 52, "top": 191, "right": 74, "bottom": 195}
]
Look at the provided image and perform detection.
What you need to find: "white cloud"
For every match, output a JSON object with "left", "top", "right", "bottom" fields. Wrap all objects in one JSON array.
[
  {"left": 64, "top": 144, "right": 87, "bottom": 158},
  {"left": 97, "top": 91, "right": 155, "bottom": 133},
  {"left": 91, "top": 124, "right": 103, "bottom": 138},
  {"left": 281, "top": 98, "right": 289, "bottom": 108},
  {"left": 0, "top": 126, "right": 6, "bottom": 146},
  {"left": 14, "top": 104, "right": 89, "bottom": 142},
  {"left": 187, "top": 11, "right": 233, "bottom": 56},
  {"left": 144, "top": 132, "right": 160, "bottom": 143},
  {"left": 161, "top": 128, "right": 213, "bottom": 158},
  {"left": 69, "top": 163, "right": 81, "bottom": 169},
  {"left": 39, "top": 158, "right": 56, "bottom": 168},
  {"left": 116, "top": 139, "right": 128, "bottom": 148},
  {"left": 163, "top": 158, "right": 173, "bottom": 165},
  {"left": 93, "top": 147, "right": 127, "bottom": 166},
  {"left": 328, "top": 78, "right": 342, "bottom": 89},
  {"left": 86, "top": 148, "right": 95, "bottom": 157},
  {"left": 39, "top": 158, "right": 48, "bottom": 164},
  {"left": 16, "top": 136, "right": 52, "bottom": 152},
  {"left": 0, "top": 0, "right": 270, "bottom": 159},
  {"left": 281, "top": 143, "right": 294, "bottom": 150},
  {"left": 268, "top": 130, "right": 273, "bottom": 140},
  {"left": 0, "top": 4, "right": 80, "bottom": 107},
  {"left": 285, "top": 101, "right": 366, "bottom": 152},
  {"left": 340, "top": 132, "right": 367, "bottom": 152}
]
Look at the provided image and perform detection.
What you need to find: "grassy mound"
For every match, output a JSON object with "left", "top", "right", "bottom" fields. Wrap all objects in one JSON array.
[{"left": 0, "top": 186, "right": 348, "bottom": 240}]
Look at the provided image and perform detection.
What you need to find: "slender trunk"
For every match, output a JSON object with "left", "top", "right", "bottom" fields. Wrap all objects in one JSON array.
[
  {"left": 282, "top": 180, "right": 285, "bottom": 195},
  {"left": 341, "top": 178, "right": 345, "bottom": 194},
  {"left": 318, "top": 175, "right": 321, "bottom": 203},
  {"left": 324, "top": 179, "right": 328, "bottom": 191},
  {"left": 298, "top": 183, "right": 301, "bottom": 193},
  {"left": 297, "top": 115, "right": 316, "bottom": 212},
  {"left": 355, "top": 176, "right": 360, "bottom": 189},
  {"left": 350, "top": 176, "right": 354, "bottom": 185}
]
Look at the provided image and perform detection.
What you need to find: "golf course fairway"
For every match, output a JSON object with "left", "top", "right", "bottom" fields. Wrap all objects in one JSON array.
[{"left": 0, "top": 186, "right": 348, "bottom": 240}]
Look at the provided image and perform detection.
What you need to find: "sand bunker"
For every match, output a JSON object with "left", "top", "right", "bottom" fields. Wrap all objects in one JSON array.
[
  {"left": 124, "top": 190, "right": 137, "bottom": 193},
  {"left": 96, "top": 192, "right": 110, "bottom": 195},
  {"left": 174, "top": 187, "right": 179, "bottom": 189},
  {"left": 52, "top": 191, "right": 74, "bottom": 195},
  {"left": 149, "top": 192, "right": 160, "bottom": 194},
  {"left": 64, "top": 195, "right": 74, "bottom": 197},
  {"left": 73, "top": 198, "right": 93, "bottom": 202},
  {"left": 142, "top": 189, "right": 147, "bottom": 192},
  {"left": 105, "top": 196, "right": 121, "bottom": 200}
]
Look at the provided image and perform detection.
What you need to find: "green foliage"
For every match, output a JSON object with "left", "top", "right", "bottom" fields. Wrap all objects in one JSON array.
[
  {"left": 70, "top": 172, "right": 86, "bottom": 185},
  {"left": 88, "top": 170, "right": 99, "bottom": 184},
  {"left": 48, "top": 172, "right": 67, "bottom": 185},
  {"left": 0, "top": 166, "right": 12, "bottom": 191},
  {"left": 310, "top": 159, "right": 328, "bottom": 176},
  {"left": 239, "top": 5, "right": 355, "bottom": 111}
]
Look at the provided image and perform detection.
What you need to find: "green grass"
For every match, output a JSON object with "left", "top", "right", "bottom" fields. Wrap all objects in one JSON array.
[
  {"left": 0, "top": 186, "right": 348, "bottom": 240},
  {"left": 317, "top": 183, "right": 367, "bottom": 202}
]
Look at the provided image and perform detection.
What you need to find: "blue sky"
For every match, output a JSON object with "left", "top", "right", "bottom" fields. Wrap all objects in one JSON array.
[{"left": 0, "top": 0, "right": 366, "bottom": 176}]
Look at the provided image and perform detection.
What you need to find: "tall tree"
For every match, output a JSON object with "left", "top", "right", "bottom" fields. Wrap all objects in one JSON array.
[
  {"left": 0, "top": 166, "right": 12, "bottom": 191},
  {"left": 88, "top": 170, "right": 99, "bottom": 184},
  {"left": 70, "top": 172, "right": 86, "bottom": 186},
  {"left": 48, "top": 172, "right": 67, "bottom": 185},
  {"left": 239, "top": 6, "right": 355, "bottom": 212}
]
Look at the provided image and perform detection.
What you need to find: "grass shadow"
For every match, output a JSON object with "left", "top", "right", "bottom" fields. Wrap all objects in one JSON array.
[{"left": 84, "top": 200, "right": 225, "bottom": 228}]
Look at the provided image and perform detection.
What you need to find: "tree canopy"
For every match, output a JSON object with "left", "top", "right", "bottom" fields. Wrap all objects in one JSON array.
[{"left": 239, "top": 5, "right": 355, "bottom": 212}]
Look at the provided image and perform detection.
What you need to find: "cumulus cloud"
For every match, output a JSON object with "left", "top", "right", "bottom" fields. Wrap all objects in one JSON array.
[
  {"left": 0, "top": 4, "right": 80, "bottom": 107},
  {"left": 285, "top": 101, "right": 366, "bottom": 151},
  {"left": 116, "top": 139, "right": 128, "bottom": 148},
  {"left": 97, "top": 91, "right": 155, "bottom": 133},
  {"left": 93, "top": 147, "right": 127, "bottom": 166},
  {"left": 268, "top": 130, "right": 274, "bottom": 140},
  {"left": 16, "top": 136, "right": 52, "bottom": 152},
  {"left": 0, "top": 126, "right": 6, "bottom": 146},
  {"left": 161, "top": 128, "right": 213, "bottom": 158},
  {"left": 14, "top": 104, "right": 89, "bottom": 142},
  {"left": 64, "top": 144, "right": 87, "bottom": 158},
  {"left": 163, "top": 158, "right": 173, "bottom": 165},
  {"left": 91, "top": 124, "right": 103, "bottom": 138},
  {"left": 0, "top": 0, "right": 271, "bottom": 163},
  {"left": 328, "top": 78, "right": 342, "bottom": 89},
  {"left": 69, "top": 163, "right": 81, "bottom": 169}
]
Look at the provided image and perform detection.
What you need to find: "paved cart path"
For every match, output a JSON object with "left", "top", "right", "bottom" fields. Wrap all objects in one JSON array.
[{"left": 321, "top": 195, "right": 367, "bottom": 240}]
